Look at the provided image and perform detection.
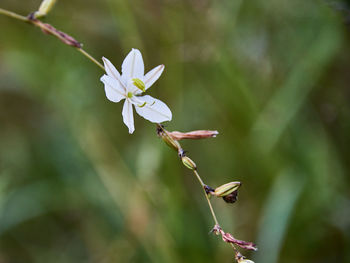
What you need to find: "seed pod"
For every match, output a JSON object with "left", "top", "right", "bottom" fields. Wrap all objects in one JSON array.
[
  {"left": 214, "top": 182, "right": 241, "bottom": 197},
  {"left": 181, "top": 156, "right": 197, "bottom": 170},
  {"left": 35, "top": 0, "right": 57, "bottom": 18}
]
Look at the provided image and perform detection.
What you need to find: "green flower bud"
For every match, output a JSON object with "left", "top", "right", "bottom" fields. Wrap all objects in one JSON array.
[
  {"left": 181, "top": 156, "right": 197, "bottom": 170},
  {"left": 157, "top": 125, "right": 181, "bottom": 152},
  {"left": 162, "top": 134, "right": 181, "bottom": 151},
  {"left": 35, "top": 0, "right": 57, "bottom": 18},
  {"left": 214, "top": 182, "right": 241, "bottom": 197},
  {"left": 132, "top": 78, "right": 146, "bottom": 92}
]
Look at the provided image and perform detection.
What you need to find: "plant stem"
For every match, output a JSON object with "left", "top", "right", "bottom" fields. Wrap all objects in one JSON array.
[
  {"left": 156, "top": 123, "right": 221, "bottom": 227},
  {"left": 0, "top": 7, "right": 105, "bottom": 72},
  {"left": 0, "top": 8, "right": 28, "bottom": 22},
  {"left": 78, "top": 48, "right": 105, "bottom": 71},
  {"left": 193, "top": 169, "right": 219, "bottom": 226},
  {"left": 2, "top": 5, "right": 251, "bottom": 259}
]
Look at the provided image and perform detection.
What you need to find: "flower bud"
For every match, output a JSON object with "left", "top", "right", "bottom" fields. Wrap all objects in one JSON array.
[
  {"left": 181, "top": 156, "right": 197, "bottom": 170},
  {"left": 35, "top": 0, "right": 57, "bottom": 18},
  {"left": 168, "top": 130, "right": 219, "bottom": 140},
  {"left": 162, "top": 134, "right": 181, "bottom": 151},
  {"left": 156, "top": 125, "right": 182, "bottom": 152},
  {"left": 214, "top": 182, "right": 241, "bottom": 197}
]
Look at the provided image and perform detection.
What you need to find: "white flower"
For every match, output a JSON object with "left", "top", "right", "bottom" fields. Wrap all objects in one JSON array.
[{"left": 100, "top": 48, "right": 172, "bottom": 134}]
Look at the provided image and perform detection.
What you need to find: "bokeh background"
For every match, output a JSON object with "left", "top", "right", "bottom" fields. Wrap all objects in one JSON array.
[{"left": 1, "top": 0, "right": 350, "bottom": 262}]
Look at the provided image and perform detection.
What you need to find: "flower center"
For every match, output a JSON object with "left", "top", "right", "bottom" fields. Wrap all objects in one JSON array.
[{"left": 127, "top": 92, "right": 133, "bottom": 98}]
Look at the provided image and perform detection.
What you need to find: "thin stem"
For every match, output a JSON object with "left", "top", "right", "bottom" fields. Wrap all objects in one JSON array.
[
  {"left": 0, "top": 8, "right": 28, "bottom": 22},
  {"left": 156, "top": 123, "right": 221, "bottom": 227},
  {"left": 78, "top": 48, "right": 105, "bottom": 71},
  {"left": 193, "top": 169, "right": 219, "bottom": 226}
]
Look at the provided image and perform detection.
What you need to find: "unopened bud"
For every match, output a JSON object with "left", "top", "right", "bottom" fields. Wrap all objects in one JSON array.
[
  {"left": 168, "top": 130, "right": 219, "bottom": 141},
  {"left": 162, "top": 134, "right": 181, "bottom": 151},
  {"left": 35, "top": 0, "right": 57, "bottom": 18},
  {"left": 214, "top": 182, "right": 241, "bottom": 197},
  {"left": 132, "top": 78, "right": 146, "bottom": 92},
  {"left": 181, "top": 156, "right": 197, "bottom": 170}
]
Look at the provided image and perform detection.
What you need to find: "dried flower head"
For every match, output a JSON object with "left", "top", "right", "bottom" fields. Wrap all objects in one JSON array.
[
  {"left": 168, "top": 130, "right": 219, "bottom": 140},
  {"left": 211, "top": 225, "right": 257, "bottom": 251}
]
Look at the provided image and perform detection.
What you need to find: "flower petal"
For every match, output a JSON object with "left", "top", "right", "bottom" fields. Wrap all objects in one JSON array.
[
  {"left": 100, "top": 74, "right": 125, "bottom": 102},
  {"left": 122, "top": 100, "right": 135, "bottom": 134},
  {"left": 102, "top": 57, "right": 126, "bottom": 91},
  {"left": 132, "top": 95, "right": 172, "bottom": 123},
  {"left": 121, "top": 48, "right": 144, "bottom": 81},
  {"left": 144, "top": 64, "right": 164, "bottom": 90}
]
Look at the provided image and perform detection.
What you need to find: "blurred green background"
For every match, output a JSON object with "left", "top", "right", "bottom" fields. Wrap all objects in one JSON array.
[{"left": 1, "top": 0, "right": 350, "bottom": 262}]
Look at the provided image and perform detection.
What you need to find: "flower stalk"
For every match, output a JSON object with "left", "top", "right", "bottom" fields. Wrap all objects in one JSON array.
[
  {"left": 0, "top": 5, "right": 257, "bottom": 261},
  {"left": 157, "top": 124, "right": 257, "bottom": 257}
]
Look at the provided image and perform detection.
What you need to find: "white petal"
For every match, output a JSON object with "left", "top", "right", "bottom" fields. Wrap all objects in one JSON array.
[
  {"left": 102, "top": 57, "right": 127, "bottom": 91},
  {"left": 122, "top": 100, "right": 135, "bottom": 134},
  {"left": 121, "top": 48, "right": 144, "bottom": 82},
  {"left": 144, "top": 64, "right": 164, "bottom": 90},
  {"left": 100, "top": 74, "right": 125, "bottom": 102},
  {"left": 133, "top": 95, "right": 172, "bottom": 123}
]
